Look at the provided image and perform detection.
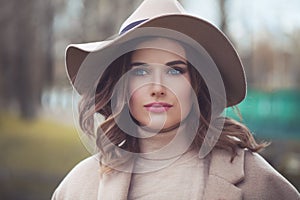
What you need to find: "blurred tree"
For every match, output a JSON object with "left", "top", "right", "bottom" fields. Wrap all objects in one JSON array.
[
  {"left": 242, "top": 32, "right": 300, "bottom": 90},
  {"left": 0, "top": 1, "right": 15, "bottom": 111},
  {"left": 290, "top": 29, "right": 300, "bottom": 87},
  {"left": 217, "top": 0, "right": 235, "bottom": 46},
  {"left": 80, "top": 0, "right": 142, "bottom": 41},
  {"left": 252, "top": 40, "right": 274, "bottom": 89},
  {"left": 219, "top": 0, "right": 228, "bottom": 34},
  {"left": 0, "top": 0, "right": 55, "bottom": 119}
]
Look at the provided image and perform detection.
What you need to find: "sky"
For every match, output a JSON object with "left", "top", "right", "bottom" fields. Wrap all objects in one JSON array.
[
  {"left": 56, "top": 0, "right": 300, "bottom": 38},
  {"left": 54, "top": 0, "right": 300, "bottom": 55},
  {"left": 184, "top": 0, "right": 300, "bottom": 48}
]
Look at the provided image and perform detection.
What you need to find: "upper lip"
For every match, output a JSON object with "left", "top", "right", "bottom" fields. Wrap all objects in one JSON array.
[{"left": 144, "top": 102, "right": 173, "bottom": 107}]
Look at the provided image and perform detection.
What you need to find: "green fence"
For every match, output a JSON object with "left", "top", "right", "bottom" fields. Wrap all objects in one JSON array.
[{"left": 226, "top": 89, "right": 300, "bottom": 139}]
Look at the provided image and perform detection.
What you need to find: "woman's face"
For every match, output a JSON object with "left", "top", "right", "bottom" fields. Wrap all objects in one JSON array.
[{"left": 128, "top": 38, "right": 193, "bottom": 131}]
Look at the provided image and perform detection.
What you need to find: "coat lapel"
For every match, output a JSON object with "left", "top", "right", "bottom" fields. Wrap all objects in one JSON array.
[
  {"left": 203, "top": 148, "right": 245, "bottom": 200},
  {"left": 97, "top": 160, "right": 134, "bottom": 200}
]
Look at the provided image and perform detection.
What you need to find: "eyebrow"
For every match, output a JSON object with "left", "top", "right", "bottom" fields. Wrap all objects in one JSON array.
[
  {"left": 130, "top": 62, "right": 148, "bottom": 67},
  {"left": 165, "top": 60, "right": 188, "bottom": 66},
  {"left": 130, "top": 60, "right": 188, "bottom": 67}
]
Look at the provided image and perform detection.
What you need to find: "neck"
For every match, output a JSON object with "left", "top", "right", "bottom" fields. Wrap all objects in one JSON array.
[
  {"left": 138, "top": 125, "right": 179, "bottom": 154},
  {"left": 137, "top": 122, "right": 194, "bottom": 160}
]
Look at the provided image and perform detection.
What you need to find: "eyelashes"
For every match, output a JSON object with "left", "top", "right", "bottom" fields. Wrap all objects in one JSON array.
[
  {"left": 168, "top": 66, "right": 187, "bottom": 75},
  {"left": 130, "top": 68, "right": 149, "bottom": 76}
]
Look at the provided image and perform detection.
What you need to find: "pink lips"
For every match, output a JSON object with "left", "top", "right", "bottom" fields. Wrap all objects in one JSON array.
[{"left": 144, "top": 102, "right": 173, "bottom": 113}]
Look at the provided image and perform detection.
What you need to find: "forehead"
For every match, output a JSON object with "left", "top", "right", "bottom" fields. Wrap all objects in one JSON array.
[{"left": 131, "top": 38, "right": 186, "bottom": 63}]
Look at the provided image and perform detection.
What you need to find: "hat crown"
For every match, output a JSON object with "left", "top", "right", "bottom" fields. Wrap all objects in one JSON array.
[{"left": 119, "top": 0, "right": 186, "bottom": 34}]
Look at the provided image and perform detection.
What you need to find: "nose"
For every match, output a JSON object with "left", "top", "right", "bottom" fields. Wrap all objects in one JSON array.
[
  {"left": 150, "top": 84, "right": 166, "bottom": 97},
  {"left": 150, "top": 66, "right": 166, "bottom": 97}
]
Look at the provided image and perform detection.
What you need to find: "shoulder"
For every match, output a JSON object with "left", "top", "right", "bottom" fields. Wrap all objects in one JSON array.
[
  {"left": 51, "top": 155, "right": 101, "bottom": 200},
  {"left": 240, "top": 149, "right": 300, "bottom": 199},
  {"left": 209, "top": 148, "right": 299, "bottom": 199}
]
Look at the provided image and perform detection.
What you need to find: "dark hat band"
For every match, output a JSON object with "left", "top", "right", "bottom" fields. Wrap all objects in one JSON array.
[{"left": 120, "top": 19, "right": 148, "bottom": 35}]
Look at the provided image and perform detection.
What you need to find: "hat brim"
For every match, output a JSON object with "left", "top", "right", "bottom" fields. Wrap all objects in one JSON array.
[{"left": 65, "top": 14, "right": 246, "bottom": 107}]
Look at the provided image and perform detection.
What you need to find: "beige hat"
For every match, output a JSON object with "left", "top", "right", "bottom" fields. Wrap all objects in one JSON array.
[{"left": 65, "top": 0, "right": 246, "bottom": 107}]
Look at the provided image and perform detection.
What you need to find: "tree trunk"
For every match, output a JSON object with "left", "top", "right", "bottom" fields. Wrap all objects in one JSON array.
[{"left": 0, "top": 0, "right": 54, "bottom": 119}]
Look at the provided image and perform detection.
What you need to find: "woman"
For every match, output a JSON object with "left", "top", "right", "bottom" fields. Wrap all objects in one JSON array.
[{"left": 52, "top": 0, "right": 300, "bottom": 199}]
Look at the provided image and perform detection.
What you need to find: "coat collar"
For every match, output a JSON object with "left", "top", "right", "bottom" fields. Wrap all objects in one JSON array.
[
  {"left": 97, "top": 159, "right": 135, "bottom": 200},
  {"left": 97, "top": 170, "right": 132, "bottom": 200},
  {"left": 203, "top": 148, "right": 245, "bottom": 200},
  {"left": 97, "top": 148, "right": 245, "bottom": 200}
]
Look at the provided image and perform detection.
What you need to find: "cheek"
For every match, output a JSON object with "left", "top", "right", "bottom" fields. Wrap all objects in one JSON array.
[
  {"left": 170, "top": 81, "right": 193, "bottom": 115},
  {"left": 128, "top": 87, "right": 145, "bottom": 114},
  {"left": 128, "top": 78, "right": 144, "bottom": 101},
  {"left": 129, "top": 90, "right": 140, "bottom": 107},
  {"left": 178, "top": 89, "right": 193, "bottom": 111},
  {"left": 128, "top": 88, "right": 151, "bottom": 126}
]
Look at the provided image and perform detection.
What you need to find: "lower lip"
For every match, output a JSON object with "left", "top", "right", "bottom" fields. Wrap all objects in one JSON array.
[{"left": 145, "top": 106, "right": 171, "bottom": 113}]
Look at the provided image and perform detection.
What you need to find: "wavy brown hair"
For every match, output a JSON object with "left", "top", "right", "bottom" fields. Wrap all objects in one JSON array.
[{"left": 78, "top": 39, "right": 268, "bottom": 172}]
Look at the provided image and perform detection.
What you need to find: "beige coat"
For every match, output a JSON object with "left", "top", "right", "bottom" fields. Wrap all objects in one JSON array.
[{"left": 52, "top": 148, "right": 300, "bottom": 200}]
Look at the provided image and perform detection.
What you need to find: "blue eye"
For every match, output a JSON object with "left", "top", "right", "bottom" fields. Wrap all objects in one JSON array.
[
  {"left": 131, "top": 68, "right": 148, "bottom": 76},
  {"left": 167, "top": 67, "right": 184, "bottom": 75}
]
